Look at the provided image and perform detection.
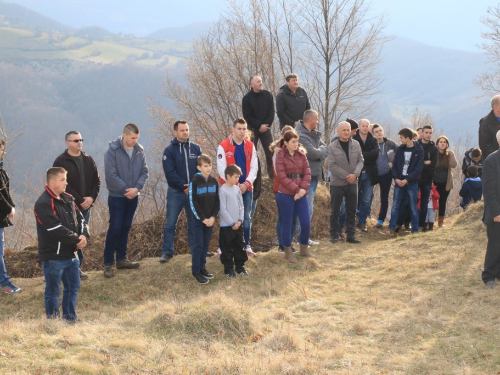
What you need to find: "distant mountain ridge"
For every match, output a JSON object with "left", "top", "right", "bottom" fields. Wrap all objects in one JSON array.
[
  {"left": 0, "top": 1, "right": 73, "bottom": 32},
  {"left": 146, "top": 21, "right": 212, "bottom": 42}
]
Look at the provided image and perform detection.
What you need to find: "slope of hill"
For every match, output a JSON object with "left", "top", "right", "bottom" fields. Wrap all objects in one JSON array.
[
  {"left": 1, "top": 203, "right": 496, "bottom": 374},
  {"left": 147, "top": 21, "right": 212, "bottom": 42},
  {"left": 0, "top": 1, "right": 72, "bottom": 32}
]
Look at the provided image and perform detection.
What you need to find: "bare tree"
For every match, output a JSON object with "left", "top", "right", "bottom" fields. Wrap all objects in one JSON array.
[
  {"left": 477, "top": 4, "right": 500, "bottom": 94},
  {"left": 407, "top": 107, "right": 434, "bottom": 129}
]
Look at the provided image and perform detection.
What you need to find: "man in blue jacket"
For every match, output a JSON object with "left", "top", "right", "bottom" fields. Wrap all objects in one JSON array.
[
  {"left": 103, "top": 123, "right": 149, "bottom": 278},
  {"left": 160, "top": 120, "right": 202, "bottom": 263},
  {"left": 380, "top": 128, "right": 423, "bottom": 236}
]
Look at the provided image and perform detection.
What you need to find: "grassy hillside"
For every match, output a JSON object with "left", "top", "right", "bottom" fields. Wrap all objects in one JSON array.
[{"left": 1, "top": 202, "right": 497, "bottom": 374}]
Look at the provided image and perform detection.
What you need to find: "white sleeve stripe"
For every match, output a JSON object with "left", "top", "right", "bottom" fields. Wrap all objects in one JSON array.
[{"left": 47, "top": 225, "right": 62, "bottom": 231}]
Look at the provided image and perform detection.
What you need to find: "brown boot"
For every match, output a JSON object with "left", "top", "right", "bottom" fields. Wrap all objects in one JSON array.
[
  {"left": 284, "top": 247, "right": 298, "bottom": 263},
  {"left": 438, "top": 216, "right": 445, "bottom": 228},
  {"left": 299, "top": 244, "right": 316, "bottom": 258}
]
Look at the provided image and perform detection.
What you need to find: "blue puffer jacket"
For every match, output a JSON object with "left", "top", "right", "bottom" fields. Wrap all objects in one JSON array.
[
  {"left": 162, "top": 138, "right": 202, "bottom": 191},
  {"left": 104, "top": 137, "right": 149, "bottom": 197}
]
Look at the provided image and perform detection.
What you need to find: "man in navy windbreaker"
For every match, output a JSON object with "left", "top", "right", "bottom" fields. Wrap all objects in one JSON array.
[{"left": 160, "top": 120, "right": 202, "bottom": 263}]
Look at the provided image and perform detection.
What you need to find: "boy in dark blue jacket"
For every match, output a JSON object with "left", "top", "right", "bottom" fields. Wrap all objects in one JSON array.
[
  {"left": 189, "top": 155, "right": 219, "bottom": 284},
  {"left": 459, "top": 165, "right": 482, "bottom": 209},
  {"left": 160, "top": 120, "right": 202, "bottom": 263},
  {"left": 380, "top": 128, "right": 424, "bottom": 235}
]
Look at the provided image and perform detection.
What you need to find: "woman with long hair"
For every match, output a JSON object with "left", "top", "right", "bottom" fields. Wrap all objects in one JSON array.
[
  {"left": 433, "top": 135, "right": 457, "bottom": 227},
  {"left": 275, "top": 130, "right": 313, "bottom": 262}
]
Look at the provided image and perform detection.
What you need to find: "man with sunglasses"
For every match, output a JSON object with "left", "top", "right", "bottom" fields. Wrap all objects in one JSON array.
[{"left": 53, "top": 131, "right": 100, "bottom": 280}]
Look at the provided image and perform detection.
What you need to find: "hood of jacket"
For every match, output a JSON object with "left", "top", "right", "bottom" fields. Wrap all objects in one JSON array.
[{"left": 109, "top": 137, "right": 144, "bottom": 152}]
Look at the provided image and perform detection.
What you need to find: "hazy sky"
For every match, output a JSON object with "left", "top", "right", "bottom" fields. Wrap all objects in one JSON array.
[{"left": 7, "top": 0, "right": 494, "bottom": 52}]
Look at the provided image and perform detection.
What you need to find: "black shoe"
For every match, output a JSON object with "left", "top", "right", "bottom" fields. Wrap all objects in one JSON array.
[
  {"left": 394, "top": 225, "right": 401, "bottom": 233},
  {"left": 235, "top": 267, "right": 249, "bottom": 276},
  {"left": 224, "top": 267, "right": 236, "bottom": 278},
  {"left": 206, "top": 252, "right": 214, "bottom": 257},
  {"left": 356, "top": 224, "right": 368, "bottom": 232},
  {"left": 199, "top": 268, "right": 214, "bottom": 279},
  {"left": 291, "top": 246, "right": 298, "bottom": 253},
  {"left": 347, "top": 237, "right": 361, "bottom": 244},
  {"left": 330, "top": 235, "right": 339, "bottom": 243},
  {"left": 193, "top": 272, "right": 209, "bottom": 284},
  {"left": 116, "top": 259, "right": 140, "bottom": 269},
  {"left": 160, "top": 254, "right": 173, "bottom": 263},
  {"left": 278, "top": 245, "right": 285, "bottom": 253}
]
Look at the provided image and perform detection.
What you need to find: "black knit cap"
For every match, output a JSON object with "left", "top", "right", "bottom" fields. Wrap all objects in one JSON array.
[{"left": 346, "top": 118, "right": 358, "bottom": 130}]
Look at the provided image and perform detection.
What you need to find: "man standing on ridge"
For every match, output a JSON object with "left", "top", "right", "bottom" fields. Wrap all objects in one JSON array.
[
  {"left": 103, "top": 123, "right": 148, "bottom": 278},
  {"left": 276, "top": 73, "right": 311, "bottom": 130},
  {"left": 242, "top": 75, "right": 275, "bottom": 180},
  {"left": 417, "top": 125, "right": 437, "bottom": 231},
  {"left": 53, "top": 131, "right": 100, "bottom": 280},
  {"left": 160, "top": 120, "right": 202, "bottom": 263},
  {"left": 479, "top": 94, "right": 500, "bottom": 161}
]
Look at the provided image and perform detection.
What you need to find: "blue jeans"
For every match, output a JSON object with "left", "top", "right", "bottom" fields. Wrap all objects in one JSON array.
[
  {"left": 43, "top": 258, "right": 80, "bottom": 322},
  {"left": 276, "top": 193, "right": 298, "bottom": 246},
  {"left": 357, "top": 172, "right": 374, "bottom": 226},
  {"left": 418, "top": 181, "right": 432, "bottom": 228},
  {"left": 389, "top": 183, "right": 419, "bottom": 233},
  {"left": 191, "top": 219, "right": 213, "bottom": 274},
  {"left": 0, "top": 227, "right": 11, "bottom": 286},
  {"left": 298, "top": 179, "right": 318, "bottom": 239},
  {"left": 103, "top": 196, "right": 138, "bottom": 265},
  {"left": 242, "top": 190, "right": 253, "bottom": 246},
  {"left": 276, "top": 193, "right": 310, "bottom": 247},
  {"left": 162, "top": 187, "right": 195, "bottom": 256}
]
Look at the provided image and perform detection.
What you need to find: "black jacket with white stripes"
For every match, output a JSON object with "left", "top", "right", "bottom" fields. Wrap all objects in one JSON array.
[{"left": 34, "top": 186, "right": 90, "bottom": 262}]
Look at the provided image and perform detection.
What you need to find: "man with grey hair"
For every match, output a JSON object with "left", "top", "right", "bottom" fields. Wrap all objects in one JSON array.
[
  {"left": 327, "top": 121, "right": 364, "bottom": 244},
  {"left": 242, "top": 75, "right": 275, "bottom": 179},
  {"left": 276, "top": 73, "right": 311, "bottom": 130},
  {"left": 296, "top": 109, "right": 328, "bottom": 245},
  {"left": 481, "top": 130, "right": 500, "bottom": 288},
  {"left": 479, "top": 94, "right": 500, "bottom": 161}
]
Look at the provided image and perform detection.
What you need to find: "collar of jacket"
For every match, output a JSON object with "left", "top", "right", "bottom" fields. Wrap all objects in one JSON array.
[
  {"left": 44, "top": 185, "right": 74, "bottom": 202},
  {"left": 228, "top": 135, "right": 249, "bottom": 147},
  {"left": 108, "top": 137, "right": 144, "bottom": 152},
  {"left": 278, "top": 145, "right": 306, "bottom": 158},
  {"left": 297, "top": 121, "right": 323, "bottom": 137},
  {"left": 63, "top": 149, "right": 89, "bottom": 159}
]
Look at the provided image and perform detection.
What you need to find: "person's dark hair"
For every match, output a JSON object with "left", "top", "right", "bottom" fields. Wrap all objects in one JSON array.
[
  {"left": 233, "top": 117, "right": 247, "bottom": 128},
  {"left": 197, "top": 154, "right": 212, "bottom": 166},
  {"left": 174, "top": 120, "right": 188, "bottom": 131},
  {"left": 345, "top": 118, "right": 358, "bottom": 130},
  {"left": 436, "top": 135, "right": 451, "bottom": 168},
  {"left": 281, "top": 125, "right": 294, "bottom": 136},
  {"left": 371, "top": 124, "right": 382, "bottom": 131},
  {"left": 65, "top": 131, "right": 80, "bottom": 141},
  {"left": 123, "top": 123, "right": 139, "bottom": 134},
  {"left": 416, "top": 127, "right": 423, "bottom": 132},
  {"left": 279, "top": 130, "right": 299, "bottom": 148},
  {"left": 422, "top": 124, "right": 433, "bottom": 131},
  {"left": 303, "top": 109, "right": 318, "bottom": 123},
  {"left": 47, "top": 167, "right": 67, "bottom": 184},
  {"left": 285, "top": 73, "right": 298, "bottom": 82},
  {"left": 471, "top": 148, "right": 482, "bottom": 158},
  {"left": 398, "top": 127, "right": 414, "bottom": 140},
  {"left": 225, "top": 164, "right": 242, "bottom": 179},
  {"left": 467, "top": 165, "right": 478, "bottom": 177}
]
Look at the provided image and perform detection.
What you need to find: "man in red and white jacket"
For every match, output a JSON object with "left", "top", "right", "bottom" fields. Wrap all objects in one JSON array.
[{"left": 217, "top": 117, "right": 258, "bottom": 255}]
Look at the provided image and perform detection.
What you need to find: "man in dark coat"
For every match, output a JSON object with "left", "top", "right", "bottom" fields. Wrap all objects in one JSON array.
[
  {"left": 481, "top": 131, "right": 500, "bottom": 288},
  {"left": 242, "top": 75, "right": 275, "bottom": 179},
  {"left": 479, "top": 95, "right": 500, "bottom": 161},
  {"left": 276, "top": 73, "right": 310, "bottom": 130}
]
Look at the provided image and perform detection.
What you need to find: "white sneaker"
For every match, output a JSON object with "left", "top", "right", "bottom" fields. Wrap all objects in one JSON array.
[
  {"left": 216, "top": 247, "right": 221, "bottom": 259},
  {"left": 308, "top": 239, "right": 320, "bottom": 246},
  {"left": 245, "top": 245, "right": 256, "bottom": 257}
]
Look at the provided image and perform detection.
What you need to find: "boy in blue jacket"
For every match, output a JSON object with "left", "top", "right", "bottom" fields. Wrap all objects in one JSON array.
[{"left": 460, "top": 165, "right": 482, "bottom": 209}]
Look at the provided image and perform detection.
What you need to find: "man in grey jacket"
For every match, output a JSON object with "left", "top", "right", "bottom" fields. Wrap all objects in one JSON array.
[
  {"left": 328, "top": 121, "right": 364, "bottom": 244},
  {"left": 296, "top": 109, "right": 328, "bottom": 245},
  {"left": 103, "top": 123, "right": 149, "bottom": 278}
]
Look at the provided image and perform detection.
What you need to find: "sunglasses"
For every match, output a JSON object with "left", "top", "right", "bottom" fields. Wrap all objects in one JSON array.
[{"left": 68, "top": 139, "right": 84, "bottom": 143}]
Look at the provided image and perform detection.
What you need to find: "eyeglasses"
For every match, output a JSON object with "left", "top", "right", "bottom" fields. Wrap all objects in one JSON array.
[{"left": 68, "top": 139, "right": 84, "bottom": 143}]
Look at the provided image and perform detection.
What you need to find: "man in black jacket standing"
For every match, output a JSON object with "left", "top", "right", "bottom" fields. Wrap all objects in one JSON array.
[
  {"left": 34, "top": 167, "right": 89, "bottom": 322},
  {"left": 479, "top": 95, "right": 500, "bottom": 161},
  {"left": 53, "top": 131, "right": 100, "bottom": 280},
  {"left": 276, "top": 73, "right": 311, "bottom": 130},
  {"left": 242, "top": 75, "right": 275, "bottom": 179},
  {"left": 417, "top": 125, "right": 437, "bottom": 230}
]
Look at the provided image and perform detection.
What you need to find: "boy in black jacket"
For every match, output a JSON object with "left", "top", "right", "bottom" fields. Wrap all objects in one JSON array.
[{"left": 189, "top": 155, "right": 220, "bottom": 284}]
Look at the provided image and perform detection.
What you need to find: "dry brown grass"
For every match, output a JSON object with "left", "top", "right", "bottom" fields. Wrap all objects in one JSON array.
[{"left": 2, "top": 201, "right": 499, "bottom": 374}]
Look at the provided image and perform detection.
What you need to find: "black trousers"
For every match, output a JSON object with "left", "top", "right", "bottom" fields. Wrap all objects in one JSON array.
[
  {"left": 434, "top": 181, "right": 450, "bottom": 217},
  {"left": 219, "top": 226, "right": 247, "bottom": 270},
  {"left": 482, "top": 223, "right": 500, "bottom": 283},
  {"left": 251, "top": 129, "right": 274, "bottom": 179},
  {"left": 330, "top": 184, "right": 357, "bottom": 238}
]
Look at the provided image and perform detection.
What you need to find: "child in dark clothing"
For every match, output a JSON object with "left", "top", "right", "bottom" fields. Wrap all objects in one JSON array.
[
  {"left": 189, "top": 155, "right": 220, "bottom": 285},
  {"left": 219, "top": 164, "right": 248, "bottom": 277},
  {"left": 459, "top": 165, "right": 483, "bottom": 209}
]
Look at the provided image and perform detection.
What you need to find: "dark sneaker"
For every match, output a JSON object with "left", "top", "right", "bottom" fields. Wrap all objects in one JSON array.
[
  {"left": 206, "top": 252, "right": 214, "bottom": 257},
  {"left": 376, "top": 220, "right": 383, "bottom": 228},
  {"left": 2, "top": 281, "right": 21, "bottom": 295},
  {"left": 356, "top": 224, "right": 368, "bottom": 232},
  {"left": 193, "top": 272, "right": 209, "bottom": 285},
  {"left": 224, "top": 267, "right": 236, "bottom": 278},
  {"left": 330, "top": 235, "right": 339, "bottom": 243},
  {"left": 291, "top": 246, "right": 298, "bottom": 253},
  {"left": 347, "top": 237, "right": 361, "bottom": 244},
  {"left": 116, "top": 259, "right": 140, "bottom": 269},
  {"left": 79, "top": 269, "right": 89, "bottom": 280},
  {"left": 103, "top": 266, "right": 114, "bottom": 278},
  {"left": 394, "top": 225, "right": 402, "bottom": 233},
  {"left": 235, "top": 267, "right": 249, "bottom": 276},
  {"left": 278, "top": 245, "right": 285, "bottom": 253},
  {"left": 160, "top": 254, "right": 173, "bottom": 263},
  {"left": 199, "top": 268, "right": 214, "bottom": 279}
]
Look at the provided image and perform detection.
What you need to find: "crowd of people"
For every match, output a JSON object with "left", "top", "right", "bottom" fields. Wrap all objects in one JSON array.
[{"left": 1, "top": 75, "right": 499, "bottom": 322}]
